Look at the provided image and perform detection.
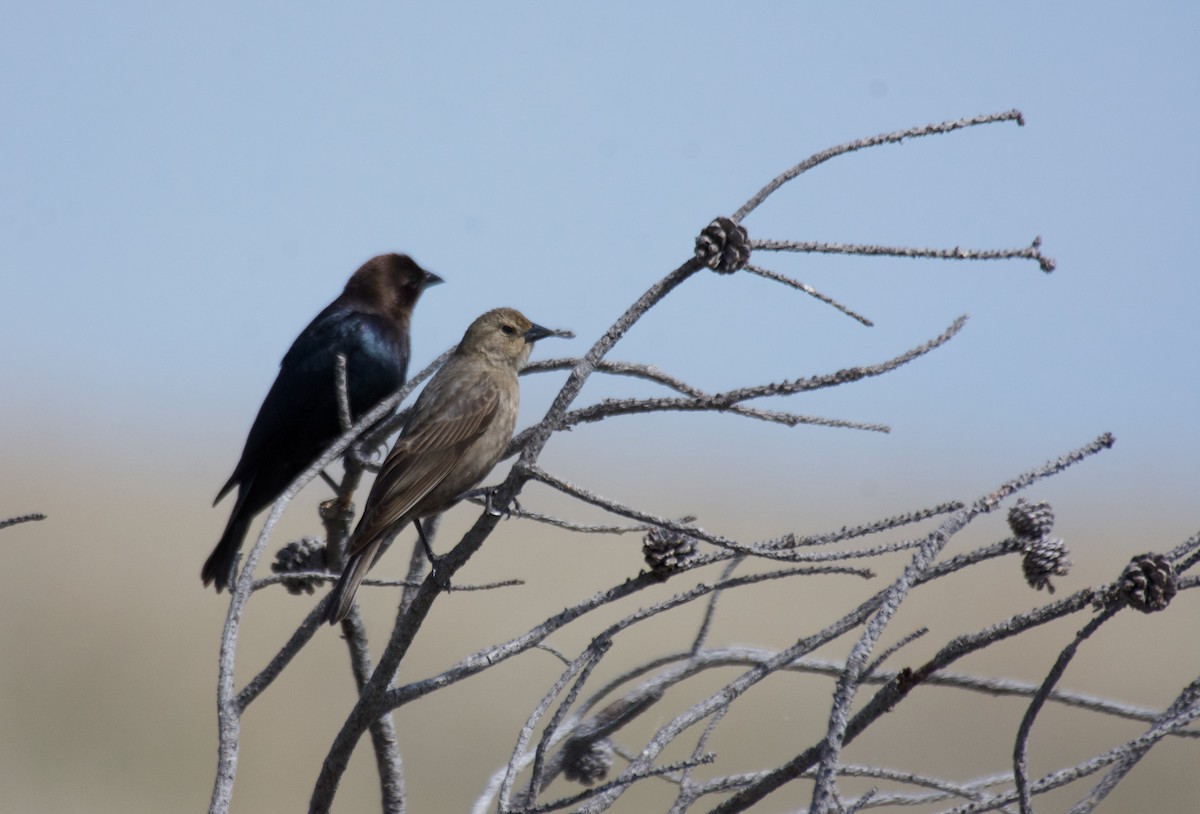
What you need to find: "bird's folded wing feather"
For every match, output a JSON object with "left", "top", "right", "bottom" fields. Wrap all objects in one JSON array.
[
  {"left": 346, "top": 370, "right": 500, "bottom": 558},
  {"left": 216, "top": 310, "right": 382, "bottom": 503}
]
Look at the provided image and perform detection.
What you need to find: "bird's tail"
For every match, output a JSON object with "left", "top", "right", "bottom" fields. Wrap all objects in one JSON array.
[
  {"left": 201, "top": 514, "right": 250, "bottom": 592},
  {"left": 324, "top": 538, "right": 381, "bottom": 625}
]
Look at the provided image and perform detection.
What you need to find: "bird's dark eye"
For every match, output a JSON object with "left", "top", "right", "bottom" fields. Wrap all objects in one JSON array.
[{"left": 501, "top": 324, "right": 517, "bottom": 336}]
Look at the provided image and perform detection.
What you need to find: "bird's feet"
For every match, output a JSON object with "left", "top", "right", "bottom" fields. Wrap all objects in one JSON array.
[{"left": 484, "top": 487, "right": 521, "bottom": 518}]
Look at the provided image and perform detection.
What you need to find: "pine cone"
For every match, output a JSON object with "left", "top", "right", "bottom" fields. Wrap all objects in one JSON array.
[
  {"left": 1121, "top": 553, "right": 1177, "bottom": 613},
  {"left": 694, "top": 216, "right": 751, "bottom": 274},
  {"left": 271, "top": 537, "right": 328, "bottom": 595},
  {"left": 1021, "top": 537, "right": 1071, "bottom": 593},
  {"left": 1008, "top": 498, "right": 1055, "bottom": 540},
  {"left": 562, "top": 737, "right": 614, "bottom": 786},
  {"left": 643, "top": 527, "right": 700, "bottom": 578}
]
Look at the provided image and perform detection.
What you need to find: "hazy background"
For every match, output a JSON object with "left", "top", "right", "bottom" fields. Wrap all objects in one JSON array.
[{"left": 1, "top": 3, "right": 1197, "bottom": 812}]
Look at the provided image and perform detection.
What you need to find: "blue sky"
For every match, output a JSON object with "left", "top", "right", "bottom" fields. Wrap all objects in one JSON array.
[{"left": 2, "top": 3, "right": 1197, "bottom": 529}]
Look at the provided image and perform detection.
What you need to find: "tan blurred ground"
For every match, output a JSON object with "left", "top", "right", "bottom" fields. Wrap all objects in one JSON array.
[{"left": 1, "top": 435, "right": 1196, "bottom": 813}]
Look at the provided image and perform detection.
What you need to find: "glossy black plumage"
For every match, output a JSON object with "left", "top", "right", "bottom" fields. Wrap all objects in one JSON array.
[{"left": 202, "top": 254, "right": 441, "bottom": 592}]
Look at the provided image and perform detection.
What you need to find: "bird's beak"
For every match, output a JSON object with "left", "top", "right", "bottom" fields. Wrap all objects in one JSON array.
[
  {"left": 523, "top": 322, "right": 556, "bottom": 343},
  {"left": 423, "top": 270, "right": 445, "bottom": 288}
]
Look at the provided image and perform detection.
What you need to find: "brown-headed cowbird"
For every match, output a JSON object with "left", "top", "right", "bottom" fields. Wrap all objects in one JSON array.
[
  {"left": 324, "top": 307, "right": 556, "bottom": 624},
  {"left": 202, "top": 254, "right": 442, "bottom": 592}
]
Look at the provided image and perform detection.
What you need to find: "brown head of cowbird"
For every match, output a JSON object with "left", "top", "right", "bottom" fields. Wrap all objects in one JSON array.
[
  {"left": 324, "top": 307, "right": 557, "bottom": 624},
  {"left": 202, "top": 253, "right": 442, "bottom": 592}
]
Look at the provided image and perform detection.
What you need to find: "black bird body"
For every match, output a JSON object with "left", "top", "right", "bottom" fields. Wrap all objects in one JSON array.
[{"left": 203, "top": 254, "right": 441, "bottom": 592}]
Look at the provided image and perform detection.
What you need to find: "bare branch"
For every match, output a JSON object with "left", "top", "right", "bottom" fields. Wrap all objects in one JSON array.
[
  {"left": 250, "top": 571, "right": 524, "bottom": 593},
  {"left": 523, "top": 639, "right": 613, "bottom": 806},
  {"left": 516, "top": 757, "right": 715, "bottom": 814},
  {"left": 553, "top": 394, "right": 889, "bottom": 435},
  {"left": 1012, "top": 606, "right": 1122, "bottom": 814},
  {"left": 752, "top": 236, "right": 1055, "bottom": 274},
  {"left": 524, "top": 463, "right": 933, "bottom": 564},
  {"left": 461, "top": 497, "right": 652, "bottom": 536},
  {"left": 523, "top": 357, "right": 709, "bottom": 398},
  {"left": 1066, "top": 675, "right": 1200, "bottom": 814},
  {"left": 336, "top": 605, "right": 406, "bottom": 814},
  {"left": 862, "top": 627, "right": 928, "bottom": 681},
  {"left": 529, "top": 315, "right": 966, "bottom": 442},
  {"left": 732, "top": 109, "right": 1025, "bottom": 222},
  {"left": 334, "top": 352, "right": 352, "bottom": 433},
  {"left": 0, "top": 513, "right": 45, "bottom": 531},
  {"left": 744, "top": 263, "right": 874, "bottom": 326},
  {"left": 769, "top": 501, "right": 965, "bottom": 548},
  {"left": 936, "top": 678, "right": 1200, "bottom": 814}
]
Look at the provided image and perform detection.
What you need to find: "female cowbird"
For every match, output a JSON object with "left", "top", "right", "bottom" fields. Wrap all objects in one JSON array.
[
  {"left": 202, "top": 254, "right": 442, "bottom": 592},
  {"left": 324, "top": 307, "right": 555, "bottom": 624}
]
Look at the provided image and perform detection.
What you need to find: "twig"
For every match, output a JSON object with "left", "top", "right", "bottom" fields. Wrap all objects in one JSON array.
[
  {"left": 461, "top": 499, "right": 651, "bottom": 536},
  {"left": 516, "top": 757, "right": 715, "bottom": 814},
  {"left": 338, "top": 604, "right": 406, "bottom": 814},
  {"left": 334, "top": 353, "right": 352, "bottom": 433},
  {"left": 743, "top": 263, "right": 874, "bottom": 326},
  {"left": 250, "top": 572, "right": 524, "bottom": 592},
  {"left": 356, "top": 348, "right": 456, "bottom": 450},
  {"left": 553, "top": 395, "right": 889, "bottom": 435},
  {"left": 1168, "top": 531, "right": 1200, "bottom": 575},
  {"left": 522, "top": 639, "right": 613, "bottom": 806},
  {"left": 1066, "top": 675, "right": 1200, "bottom": 814},
  {"left": 862, "top": 627, "right": 928, "bottom": 682},
  {"left": 525, "top": 462, "right": 932, "bottom": 563},
  {"left": 569, "top": 646, "right": 1200, "bottom": 752},
  {"left": 1012, "top": 606, "right": 1121, "bottom": 814},
  {"left": 236, "top": 601, "right": 328, "bottom": 712},
  {"left": 810, "top": 507, "right": 963, "bottom": 811},
  {"left": 937, "top": 680, "right": 1200, "bottom": 813},
  {"left": 789, "top": 656, "right": 1198, "bottom": 736},
  {"left": 752, "top": 236, "right": 1055, "bottom": 274},
  {"left": 769, "top": 501, "right": 965, "bottom": 548},
  {"left": 523, "top": 357, "right": 709, "bottom": 398},
  {"left": 685, "top": 765, "right": 1011, "bottom": 808},
  {"left": 732, "top": 109, "right": 1025, "bottom": 222},
  {"left": 541, "top": 315, "right": 967, "bottom": 438},
  {"left": 692, "top": 559, "right": 743, "bottom": 656},
  {"left": 0, "top": 513, "right": 45, "bottom": 531},
  {"left": 672, "top": 705, "right": 732, "bottom": 814}
]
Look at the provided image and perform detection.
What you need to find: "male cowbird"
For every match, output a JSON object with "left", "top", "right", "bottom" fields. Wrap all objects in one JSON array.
[
  {"left": 324, "top": 307, "right": 556, "bottom": 624},
  {"left": 202, "top": 254, "right": 442, "bottom": 592}
]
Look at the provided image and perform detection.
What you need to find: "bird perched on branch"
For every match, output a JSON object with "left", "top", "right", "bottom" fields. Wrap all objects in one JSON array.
[
  {"left": 324, "top": 307, "right": 557, "bottom": 624},
  {"left": 203, "top": 253, "right": 442, "bottom": 592}
]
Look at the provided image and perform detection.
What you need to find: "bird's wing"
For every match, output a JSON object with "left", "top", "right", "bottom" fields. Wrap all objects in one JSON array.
[
  {"left": 346, "top": 369, "right": 500, "bottom": 558},
  {"left": 216, "top": 308, "right": 404, "bottom": 504}
]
